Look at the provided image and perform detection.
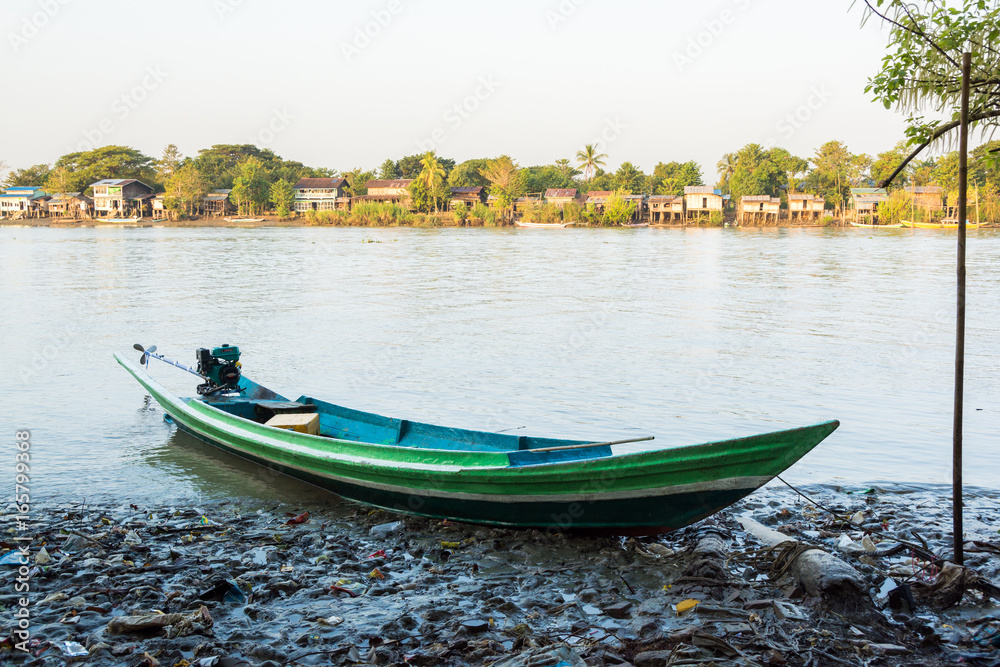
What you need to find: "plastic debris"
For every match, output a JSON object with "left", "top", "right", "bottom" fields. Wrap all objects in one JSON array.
[
  {"left": 367, "top": 549, "right": 386, "bottom": 559},
  {"left": 285, "top": 511, "right": 310, "bottom": 525},
  {"left": 317, "top": 615, "right": 344, "bottom": 626},
  {"left": 106, "top": 605, "right": 213, "bottom": 637},
  {"left": 370, "top": 520, "right": 404, "bottom": 536},
  {"left": 675, "top": 598, "right": 700, "bottom": 615},
  {"left": 330, "top": 580, "right": 366, "bottom": 597},
  {"left": 35, "top": 547, "right": 52, "bottom": 564},
  {"left": 368, "top": 568, "right": 384, "bottom": 579},
  {"left": 198, "top": 579, "right": 246, "bottom": 605},
  {"left": 0, "top": 550, "right": 28, "bottom": 566},
  {"left": 61, "top": 641, "right": 88, "bottom": 657},
  {"left": 849, "top": 510, "right": 865, "bottom": 525}
]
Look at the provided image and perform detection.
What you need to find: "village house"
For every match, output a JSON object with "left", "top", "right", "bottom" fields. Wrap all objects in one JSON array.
[
  {"left": 788, "top": 194, "right": 825, "bottom": 222},
  {"left": 514, "top": 194, "right": 542, "bottom": 214},
  {"left": 449, "top": 186, "right": 486, "bottom": 210},
  {"left": 151, "top": 194, "right": 167, "bottom": 219},
  {"left": 647, "top": 195, "right": 685, "bottom": 223},
  {"left": 585, "top": 191, "right": 613, "bottom": 214},
  {"left": 292, "top": 178, "right": 349, "bottom": 213},
  {"left": 849, "top": 188, "right": 888, "bottom": 223},
  {"left": 625, "top": 194, "right": 646, "bottom": 222},
  {"left": 906, "top": 186, "right": 944, "bottom": 211},
  {"left": 46, "top": 192, "right": 93, "bottom": 218},
  {"left": 201, "top": 189, "right": 235, "bottom": 217},
  {"left": 684, "top": 186, "right": 724, "bottom": 220},
  {"left": 354, "top": 179, "right": 413, "bottom": 207},
  {"left": 90, "top": 179, "right": 155, "bottom": 218},
  {"left": 0, "top": 186, "right": 47, "bottom": 218},
  {"left": 737, "top": 195, "right": 781, "bottom": 224},
  {"left": 585, "top": 191, "right": 647, "bottom": 222},
  {"left": 544, "top": 188, "right": 581, "bottom": 207}
]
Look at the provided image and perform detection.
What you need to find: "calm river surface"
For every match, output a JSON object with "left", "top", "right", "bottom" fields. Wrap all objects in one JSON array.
[{"left": 2, "top": 225, "right": 998, "bottom": 504}]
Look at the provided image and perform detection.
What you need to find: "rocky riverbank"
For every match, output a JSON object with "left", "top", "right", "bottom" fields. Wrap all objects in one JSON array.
[{"left": 2, "top": 485, "right": 998, "bottom": 666}]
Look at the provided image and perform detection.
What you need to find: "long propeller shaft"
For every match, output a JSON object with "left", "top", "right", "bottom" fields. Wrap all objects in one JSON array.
[{"left": 134, "top": 344, "right": 203, "bottom": 378}]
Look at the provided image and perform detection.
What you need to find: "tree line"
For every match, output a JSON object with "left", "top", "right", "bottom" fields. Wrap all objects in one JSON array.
[{"left": 3, "top": 138, "right": 999, "bottom": 219}]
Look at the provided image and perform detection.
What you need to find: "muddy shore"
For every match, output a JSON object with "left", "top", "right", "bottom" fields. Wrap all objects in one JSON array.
[{"left": 2, "top": 485, "right": 998, "bottom": 666}]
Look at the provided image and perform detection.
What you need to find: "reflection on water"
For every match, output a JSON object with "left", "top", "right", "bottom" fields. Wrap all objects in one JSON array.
[
  {"left": 2, "top": 225, "right": 998, "bottom": 503},
  {"left": 139, "top": 428, "right": 348, "bottom": 508}
]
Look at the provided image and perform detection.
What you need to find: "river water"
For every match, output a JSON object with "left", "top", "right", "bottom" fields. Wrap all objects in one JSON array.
[{"left": 2, "top": 225, "right": 998, "bottom": 505}]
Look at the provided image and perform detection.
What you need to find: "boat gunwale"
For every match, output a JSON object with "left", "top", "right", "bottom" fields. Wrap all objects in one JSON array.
[{"left": 114, "top": 352, "right": 838, "bottom": 486}]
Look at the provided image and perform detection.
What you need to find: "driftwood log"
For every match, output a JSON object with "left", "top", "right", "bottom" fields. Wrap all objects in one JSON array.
[{"left": 738, "top": 516, "right": 872, "bottom": 615}]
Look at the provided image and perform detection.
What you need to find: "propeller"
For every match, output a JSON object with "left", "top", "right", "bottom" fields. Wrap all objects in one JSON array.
[{"left": 133, "top": 343, "right": 157, "bottom": 366}]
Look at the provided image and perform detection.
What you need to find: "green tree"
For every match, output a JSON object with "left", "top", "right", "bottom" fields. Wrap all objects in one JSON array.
[
  {"left": 862, "top": 1, "right": 1000, "bottom": 186},
  {"left": 932, "top": 151, "right": 960, "bottom": 193},
  {"left": 612, "top": 162, "right": 645, "bottom": 194},
  {"left": 448, "top": 159, "right": 492, "bottom": 188},
  {"left": 971, "top": 141, "right": 1000, "bottom": 187},
  {"left": 230, "top": 157, "right": 269, "bottom": 216},
  {"left": 414, "top": 152, "right": 447, "bottom": 212},
  {"left": 728, "top": 144, "right": 786, "bottom": 201},
  {"left": 604, "top": 190, "right": 636, "bottom": 226},
  {"left": 378, "top": 159, "right": 399, "bottom": 180},
  {"left": 269, "top": 178, "right": 295, "bottom": 218},
  {"left": 482, "top": 155, "right": 525, "bottom": 223},
  {"left": 4, "top": 164, "right": 51, "bottom": 188},
  {"left": 767, "top": 147, "right": 809, "bottom": 194},
  {"left": 45, "top": 166, "right": 75, "bottom": 195},
  {"left": 343, "top": 168, "right": 376, "bottom": 197},
  {"left": 652, "top": 161, "right": 703, "bottom": 195},
  {"left": 522, "top": 165, "right": 577, "bottom": 193},
  {"left": 52, "top": 145, "right": 156, "bottom": 193},
  {"left": 716, "top": 152, "right": 736, "bottom": 193},
  {"left": 167, "top": 162, "right": 208, "bottom": 217},
  {"left": 575, "top": 144, "right": 607, "bottom": 181},
  {"left": 806, "top": 140, "right": 855, "bottom": 207},
  {"left": 554, "top": 158, "right": 581, "bottom": 179},
  {"left": 871, "top": 141, "right": 912, "bottom": 186},
  {"left": 192, "top": 145, "right": 278, "bottom": 190},
  {"left": 156, "top": 144, "right": 184, "bottom": 183},
  {"left": 407, "top": 178, "right": 434, "bottom": 213}
]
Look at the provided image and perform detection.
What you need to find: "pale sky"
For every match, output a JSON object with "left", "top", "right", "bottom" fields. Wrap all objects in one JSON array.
[{"left": 1, "top": 0, "right": 914, "bottom": 179}]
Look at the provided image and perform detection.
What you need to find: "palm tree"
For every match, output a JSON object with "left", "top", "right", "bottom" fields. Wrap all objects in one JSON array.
[
  {"left": 576, "top": 144, "right": 607, "bottom": 182},
  {"left": 716, "top": 153, "right": 736, "bottom": 192},
  {"left": 417, "top": 152, "right": 446, "bottom": 212}
]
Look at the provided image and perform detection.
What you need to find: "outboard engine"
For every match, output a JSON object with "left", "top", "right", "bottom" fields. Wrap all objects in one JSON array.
[{"left": 196, "top": 344, "right": 242, "bottom": 395}]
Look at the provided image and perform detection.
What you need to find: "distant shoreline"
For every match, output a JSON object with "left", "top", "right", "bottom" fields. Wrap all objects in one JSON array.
[{"left": 0, "top": 216, "right": 848, "bottom": 230}]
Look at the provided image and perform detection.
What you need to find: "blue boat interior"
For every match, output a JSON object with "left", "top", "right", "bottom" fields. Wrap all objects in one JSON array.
[{"left": 195, "top": 376, "right": 614, "bottom": 466}]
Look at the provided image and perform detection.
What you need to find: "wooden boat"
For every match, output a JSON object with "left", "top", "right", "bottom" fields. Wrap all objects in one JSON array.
[
  {"left": 225, "top": 217, "right": 265, "bottom": 223},
  {"left": 621, "top": 222, "right": 649, "bottom": 228},
  {"left": 901, "top": 219, "right": 981, "bottom": 229},
  {"left": 115, "top": 350, "right": 839, "bottom": 534},
  {"left": 515, "top": 221, "right": 576, "bottom": 228},
  {"left": 849, "top": 221, "right": 904, "bottom": 228},
  {"left": 105, "top": 217, "right": 140, "bottom": 223}
]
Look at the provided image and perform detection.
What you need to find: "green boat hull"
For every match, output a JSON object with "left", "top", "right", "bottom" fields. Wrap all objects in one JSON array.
[{"left": 116, "top": 353, "right": 839, "bottom": 534}]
